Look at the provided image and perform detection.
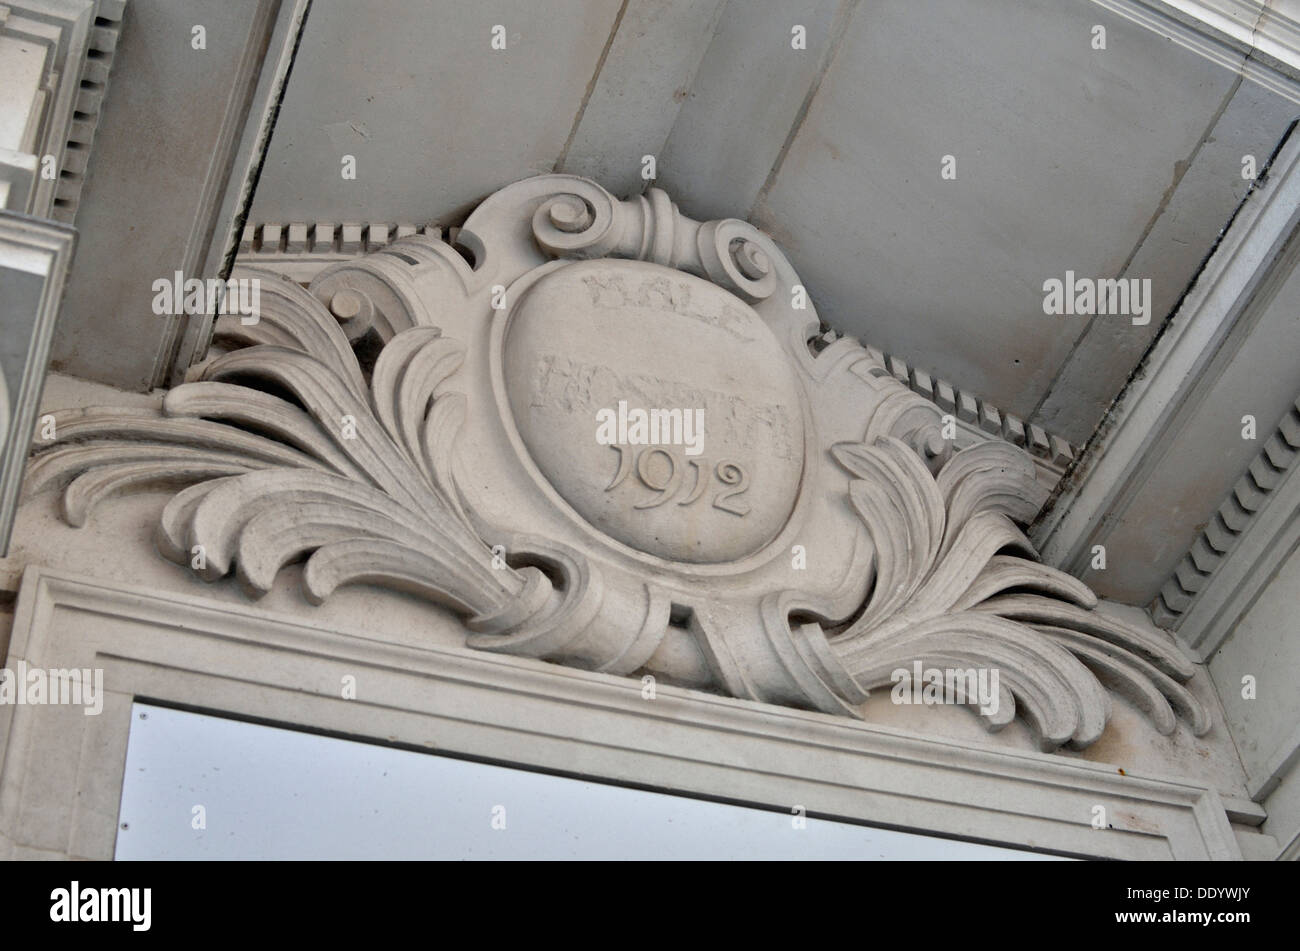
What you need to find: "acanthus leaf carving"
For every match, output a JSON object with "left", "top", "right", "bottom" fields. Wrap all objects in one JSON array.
[{"left": 25, "top": 174, "right": 1209, "bottom": 752}]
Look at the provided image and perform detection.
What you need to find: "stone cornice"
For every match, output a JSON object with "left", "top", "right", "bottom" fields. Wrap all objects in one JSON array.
[
  {"left": 0, "top": 211, "right": 75, "bottom": 554},
  {"left": 1088, "top": 0, "right": 1300, "bottom": 102},
  {"left": 0, "top": 0, "right": 123, "bottom": 220},
  {"left": 1033, "top": 126, "right": 1300, "bottom": 597},
  {"left": 1153, "top": 393, "right": 1300, "bottom": 657},
  {"left": 0, "top": 566, "right": 1243, "bottom": 859},
  {"left": 49, "top": 0, "right": 126, "bottom": 223}
]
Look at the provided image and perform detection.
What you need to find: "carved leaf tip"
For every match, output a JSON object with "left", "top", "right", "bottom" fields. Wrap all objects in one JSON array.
[
  {"left": 822, "top": 434, "right": 1209, "bottom": 749},
  {"left": 28, "top": 274, "right": 516, "bottom": 624}
]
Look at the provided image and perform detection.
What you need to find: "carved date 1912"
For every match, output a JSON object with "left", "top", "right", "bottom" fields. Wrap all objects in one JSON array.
[{"left": 605, "top": 446, "right": 750, "bottom": 516}]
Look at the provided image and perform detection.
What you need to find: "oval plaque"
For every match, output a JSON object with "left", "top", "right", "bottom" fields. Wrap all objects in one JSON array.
[{"left": 502, "top": 259, "right": 806, "bottom": 563}]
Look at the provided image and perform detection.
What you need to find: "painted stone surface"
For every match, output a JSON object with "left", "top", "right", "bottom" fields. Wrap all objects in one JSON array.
[
  {"left": 25, "top": 174, "right": 1211, "bottom": 752},
  {"left": 503, "top": 259, "right": 805, "bottom": 562}
]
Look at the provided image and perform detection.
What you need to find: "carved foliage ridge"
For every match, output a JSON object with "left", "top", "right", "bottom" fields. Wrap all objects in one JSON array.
[
  {"left": 821, "top": 436, "right": 1208, "bottom": 749},
  {"left": 29, "top": 275, "right": 542, "bottom": 623}
]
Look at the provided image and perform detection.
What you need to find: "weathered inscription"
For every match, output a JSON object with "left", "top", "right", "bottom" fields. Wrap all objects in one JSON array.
[
  {"left": 502, "top": 258, "right": 806, "bottom": 563},
  {"left": 532, "top": 352, "right": 800, "bottom": 462},
  {"left": 582, "top": 273, "right": 756, "bottom": 341},
  {"left": 606, "top": 446, "right": 751, "bottom": 516}
]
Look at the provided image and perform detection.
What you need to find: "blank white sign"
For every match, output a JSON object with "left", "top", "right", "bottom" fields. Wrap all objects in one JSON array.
[{"left": 115, "top": 703, "right": 1067, "bottom": 860}]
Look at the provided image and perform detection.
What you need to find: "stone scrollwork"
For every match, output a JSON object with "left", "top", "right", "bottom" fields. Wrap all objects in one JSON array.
[{"left": 27, "top": 174, "right": 1209, "bottom": 751}]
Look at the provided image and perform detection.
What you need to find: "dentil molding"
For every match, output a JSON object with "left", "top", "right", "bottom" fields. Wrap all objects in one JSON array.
[
  {"left": 0, "top": 0, "right": 124, "bottom": 220},
  {"left": 1153, "top": 392, "right": 1300, "bottom": 657},
  {"left": 26, "top": 174, "right": 1209, "bottom": 752}
]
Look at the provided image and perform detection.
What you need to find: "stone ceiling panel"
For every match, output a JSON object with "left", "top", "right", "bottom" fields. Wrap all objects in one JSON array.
[
  {"left": 752, "top": 0, "right": 1293, "bottom": 442},
  {"left": 48, "top": 0, "right": 277, "bottom": 390},
  {"left": 247, "top": 0, "right": 624, "bottom": 224}
]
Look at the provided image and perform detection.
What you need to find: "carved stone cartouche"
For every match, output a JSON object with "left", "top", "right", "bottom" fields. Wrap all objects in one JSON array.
[{"left": 26, "top": 175, "right": 1208, "bottom": 751}]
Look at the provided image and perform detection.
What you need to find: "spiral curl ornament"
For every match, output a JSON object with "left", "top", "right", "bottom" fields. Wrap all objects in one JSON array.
[
  {"left": 531, "top": 186, "right": 620, "bottom": 259},
  {"left": 696, "top": 219, "right": 778, "bottom": 303}
]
